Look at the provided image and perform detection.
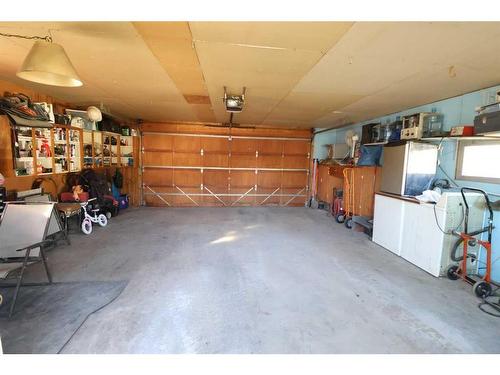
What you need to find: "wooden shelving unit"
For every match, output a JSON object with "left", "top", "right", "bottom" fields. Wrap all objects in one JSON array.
[
  {"left": 9, "top": 124, "right": 83, "bottom": 177},
  {"left": 82, "top": 130, "right": 137, "bottom": 169}
]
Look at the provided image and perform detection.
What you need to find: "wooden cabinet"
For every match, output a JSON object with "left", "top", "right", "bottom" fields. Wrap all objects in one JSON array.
[
  {"left": 316, "top": 164, "right": 381, "bottom": 216},
  {"left": 342, "top": 166, "right": 381, "bottom": 218},
  {"left": 328, "top": 165, "right": 345, "bottom": 179}
]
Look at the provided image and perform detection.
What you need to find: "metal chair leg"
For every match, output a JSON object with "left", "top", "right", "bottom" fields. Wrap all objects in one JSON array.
[
  {"left": 9, "top": 249, "right": 31, "bottom": 319},
  {"left": 39, "top": 247, "right": 52, "bottom": 284}
]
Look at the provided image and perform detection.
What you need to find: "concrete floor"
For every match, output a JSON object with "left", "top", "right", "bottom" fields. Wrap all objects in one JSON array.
[{"left": 20, "top": 207, "right": 500, "bottom": 353}]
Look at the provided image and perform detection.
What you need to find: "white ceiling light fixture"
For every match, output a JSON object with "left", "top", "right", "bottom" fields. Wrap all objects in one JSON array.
[{"left": 0, "top": 32, "right": 82, "bottom": 87}]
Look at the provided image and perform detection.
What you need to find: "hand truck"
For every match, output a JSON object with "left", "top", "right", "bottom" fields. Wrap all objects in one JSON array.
[{"left": 446, "top": 187, "right": 495, "bottom": 298}]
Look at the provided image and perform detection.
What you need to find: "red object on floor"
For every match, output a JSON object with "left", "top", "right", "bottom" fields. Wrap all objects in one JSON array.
[
  {"left": 60, "top": 192, "right": 89, "bottom": 202},
  {"left": 332, "top": 197, "right": 343, "bottom": 216}
]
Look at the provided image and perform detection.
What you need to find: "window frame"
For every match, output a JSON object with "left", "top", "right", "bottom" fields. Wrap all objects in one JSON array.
[{"left": 455, "top": 139, "right": 500, "bottom": 184}]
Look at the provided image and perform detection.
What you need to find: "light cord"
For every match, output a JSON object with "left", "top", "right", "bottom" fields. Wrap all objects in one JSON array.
[{"left": 0, "top": 32, "right": 52, "bottom": 43}]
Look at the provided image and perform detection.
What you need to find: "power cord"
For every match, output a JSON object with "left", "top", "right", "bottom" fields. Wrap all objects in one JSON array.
[
  {"left": 56, "top": 284, "right": 125, "bottom": 354},
  {"left": 432, "top": 201, "right": 464, "bottom": 235},
  {"left": 478, "top": 286, "right": 500, "bottom": 318}
]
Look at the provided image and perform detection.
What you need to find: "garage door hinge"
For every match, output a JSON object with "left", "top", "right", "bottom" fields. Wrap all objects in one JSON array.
[
  {"left": 201, "top": 184, "right": 203, "bottom": 190},
  {"left": 256, "top": 151, "right": 258, "bottom": 157},
  {"left": 201, "top": 148, "right": 204, "bottom": 156},
  {"left": 141, "top": 147, "right": 145, "bottom": 153},
  {"left": 307, "top": 152, "right": 310, "bottom": 158},
  {"left": 254, "top": 184, "right": 257, "bottom": 191}
]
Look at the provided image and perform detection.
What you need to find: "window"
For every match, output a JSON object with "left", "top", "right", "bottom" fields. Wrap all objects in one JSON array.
[{"left": 456, "top": 140, "right": 500, "bottom": 183}]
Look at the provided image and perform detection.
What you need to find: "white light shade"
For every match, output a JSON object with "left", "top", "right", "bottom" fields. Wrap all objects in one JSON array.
[{"left": 16, "top": 41, "right": 82, "bottom": 87}]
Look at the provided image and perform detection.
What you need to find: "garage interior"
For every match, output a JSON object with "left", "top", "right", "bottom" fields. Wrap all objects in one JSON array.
[{"left": 0, "top": 20, "right": 500, "bottom": 355}]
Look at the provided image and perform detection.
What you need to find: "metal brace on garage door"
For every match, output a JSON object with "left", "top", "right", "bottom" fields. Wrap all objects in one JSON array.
[{"left": 143, "top": 185, "right": 307, "bottom": 207}]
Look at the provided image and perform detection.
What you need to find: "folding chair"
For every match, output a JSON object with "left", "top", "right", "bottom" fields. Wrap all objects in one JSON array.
[{"left": 0, "top": 202, "right": 59, "bottom": 318}]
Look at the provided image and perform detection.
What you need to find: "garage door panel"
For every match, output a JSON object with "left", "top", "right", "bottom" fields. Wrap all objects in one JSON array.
[
  {"left": 257, "top": 171, "right": 281, "bottom": 188},
  {"left": 203, "top": 154, "right": 229, "bottom": 167},
  {"left": 202, "top": 137, "right": 229, "bottom": 152},
  {"left": 202, "top": 184, "right": 229, "bottom": 206},
  {"left": 203, "top": 170, "right": 229, "bottom": 188},
  {"left": 143, "top": 186, "right": 174, "bottom": 207},
  {"left": 258, "top": 155, "right": 282, "bottom": 168},
  {"left": 281, "top": 187, "right": 307, "bottom": 206},
  {"left": 284, "top": 141, "right": 310, "bottom": 155},
  {"left": 202, "top": 196, "right": 228, "bottom": 206},
  {"left": 145, "top": 194, "right": 174, "bottom": 207},
  {"left": 143, "top": 152, "right": 172, "bottom": 166},
  {"left": 230, "top": 154, "right": 256, "bottom": 168},
  {"left": 173, "top": 170, "right": 202, "bottom": 187},
  {"left": 281, "top": 171, "right": 308, "bottom": 188},
  {"left": 231, "top": 138, "right": 256, "bottom": 153},
  {"left": 143, "top": 135, "right": 173, "bottom": 151},
  {"left": 256, "top": 187, "right": 281, "bottom": 205},
  {"left": 282, "top": 156, "right": 309, "bottom": 168},
  {"left": 229, "top": 186, "right": 256, "bottom": 206},
  {"left": 230, "top": 171, "right": 256, "bottom": 188},
  {"left": 173, "top": 153, "right": 202, "bottom": 166},
  {"left": 258, "top": 139, "right": 284, "bottom": 154},
  {"left": 174, "top": 136, "right": 201, "bottom": 152},
  {"left": 143, "top": 169, "right": 173, "bottom": 186},
  {"left": 173, "top": 187, "right": 202, "bottom": 206}
]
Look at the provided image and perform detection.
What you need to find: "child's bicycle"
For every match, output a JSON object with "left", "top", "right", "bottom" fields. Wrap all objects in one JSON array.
[{"left": 80, "top": 198, "right": 108, "bottom": 235}]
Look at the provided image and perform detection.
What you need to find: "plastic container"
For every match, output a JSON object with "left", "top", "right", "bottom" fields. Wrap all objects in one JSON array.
[{"left": 118, "top": 194, "right": 129, "bottom": 209}]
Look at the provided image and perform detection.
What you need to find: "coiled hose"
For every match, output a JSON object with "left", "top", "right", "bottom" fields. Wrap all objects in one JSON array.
[{"left": 450, "top": 227, "right": 490, "bottom": 262}]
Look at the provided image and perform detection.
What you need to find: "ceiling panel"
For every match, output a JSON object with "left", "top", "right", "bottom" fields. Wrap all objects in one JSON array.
[
  {"left": 133, "top": 21, "right": 216, "bottom": 123},
  {"left": 0, "top": 22, "right": 500, "bottom": 129},
  {"left": 189, "top": 22, "right": 353, "bottom": 51},
  {"left": 0, "top": 21, "right": 192, "bottom": 122}
]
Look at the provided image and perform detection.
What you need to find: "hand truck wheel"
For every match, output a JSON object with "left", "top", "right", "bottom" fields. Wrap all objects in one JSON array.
[
  {"left": 472, "top": 281, "right": 492, "bottom": 298},
  {"left": 344, "top": 218, "right": 353, "bottom": 229},
  {"left": 335, "top": 213, "right": 346, "bottom": 223},
  {"left": 446, "top": 264, "right": 460, "bottom": 280}
]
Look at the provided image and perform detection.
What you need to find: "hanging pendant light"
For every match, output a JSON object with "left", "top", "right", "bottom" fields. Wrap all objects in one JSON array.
[{"left": 16, "top": 40, "right": 83, "bottom": 87}]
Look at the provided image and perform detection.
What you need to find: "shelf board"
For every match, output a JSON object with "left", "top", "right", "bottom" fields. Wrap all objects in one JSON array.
[
  {"left": 363, "top": 141, "right": 388, "bottom": 146},
  {"left": 421, "top": 135, "right": 500, "bottom": 141}
]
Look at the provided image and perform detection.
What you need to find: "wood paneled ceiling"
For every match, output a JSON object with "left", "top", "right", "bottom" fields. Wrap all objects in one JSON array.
[{"left": 1, "top": 22, "right": 500, "bottom": 128}]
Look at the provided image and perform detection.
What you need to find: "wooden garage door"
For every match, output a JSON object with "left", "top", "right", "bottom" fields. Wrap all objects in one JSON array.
[{"left": 141, "top": 123, "right": 311, "bottom": 207}]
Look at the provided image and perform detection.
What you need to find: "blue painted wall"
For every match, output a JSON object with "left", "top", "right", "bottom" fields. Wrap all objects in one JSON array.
[{"left": 314, "top": 85, "right": 500, "bottom": 282}]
